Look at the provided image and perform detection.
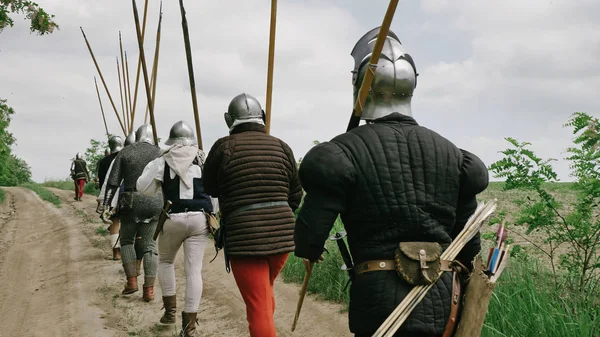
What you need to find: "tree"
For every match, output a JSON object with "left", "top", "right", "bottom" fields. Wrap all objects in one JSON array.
[
  {"left": 83, "top": 138, "right": 109, "bottom": 182},
  {"left": 0, "top": 99, "right": 31, "bottom": 186},
  {"left": 0, "top": 0, "right": 58, "bottom": 35},
  {"left": 489, "top": 111, "right": 600, "bottom": 294}
]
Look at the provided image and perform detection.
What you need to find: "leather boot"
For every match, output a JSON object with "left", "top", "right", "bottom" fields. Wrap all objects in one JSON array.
[
  {"left": 181, "top": 312, "right": 198, "bottom": 337},
  {"left": 136, "top": 259, "right": 142, "bottom": 276},
  {"left": 122, "top": 277, "right": 138, "bottom": 295},
  {"left": 143, "top": 285, "right": 154, "bottom": 302},
  {"left": 112, "top": 248, "right": 121, "bottom": 260},
  {"left": 159, "top": 295, "right": 176, "bottom": 325}
]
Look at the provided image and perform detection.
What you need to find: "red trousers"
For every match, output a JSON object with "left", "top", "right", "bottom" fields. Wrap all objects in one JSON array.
[
  {"left": 74, "top": 179, "right": 85, "bottom": 199},
  {"left": 229, "top": 253, "right": 289, "bottom": 337}
]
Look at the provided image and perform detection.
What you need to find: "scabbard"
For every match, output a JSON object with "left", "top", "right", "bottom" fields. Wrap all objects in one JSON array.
[
  {"left": 153, "top": 200, "right": 172, "bottom": 241},
  {"left": 336, "top": 237, "right": 355, "bottom": 280}
]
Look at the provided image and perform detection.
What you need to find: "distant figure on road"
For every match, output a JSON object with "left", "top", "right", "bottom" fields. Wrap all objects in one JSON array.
[
  {"left": 70, "top": 152, "right": 90, "bottom": 201},
  {"left": 137, "top": 120, "right": 219, "bottom": 336},
  {"left": 203, "top": 93, "right": 303, "bottom": 337}
]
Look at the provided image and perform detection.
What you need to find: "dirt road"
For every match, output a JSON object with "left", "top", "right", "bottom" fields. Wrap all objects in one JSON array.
[{"left": 0, "top": 187, "right": 353, "bottom": 337}]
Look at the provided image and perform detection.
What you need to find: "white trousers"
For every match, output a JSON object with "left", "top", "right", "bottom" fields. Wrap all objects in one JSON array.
[{"left": 157, "top": 211, "right": 209, "bottom": 313}]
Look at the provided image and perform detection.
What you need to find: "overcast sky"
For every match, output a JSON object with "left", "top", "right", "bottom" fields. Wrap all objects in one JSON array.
[{"left": 1, "top": 0, "right": 598, "bottom": 183}]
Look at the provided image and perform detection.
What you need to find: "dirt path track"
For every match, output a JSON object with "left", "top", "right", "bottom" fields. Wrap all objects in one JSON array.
[{"left": 0, "top": 187, "right": 352, "bottom": 337}]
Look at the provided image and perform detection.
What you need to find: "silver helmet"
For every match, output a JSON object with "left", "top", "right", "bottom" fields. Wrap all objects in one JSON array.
[
  {"left": 351, "top": 27, "right": 418, "bottom": 120},
  {"left": 135, "top": 124, "right": 155, "bottom": 145},
  {"left": 108, "top": 136, "right": 124, "bottom": 154},
  {"left": 224, "top": 93, "right": 266, "bottom": 129},
  {"left": 75, "top": 152, "right": 82, "bottom": 159},
  {"left": 165, "top": 121, "right": 197, "bottom": 146},
  {"left": 124, "top": 132, "right": 135, "bottom": 146}
]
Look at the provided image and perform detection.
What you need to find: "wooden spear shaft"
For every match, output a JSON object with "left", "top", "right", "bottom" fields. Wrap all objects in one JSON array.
[
  {"left": 145, "top": 2, "right": 163, "bottom": 126},
  {"left": 265, "top": 0, "right": 278, "bottom": 135},
  {"left": 80, "top": 27, "right": 126, "bottom": 136},
  {"left": 130, "top": 0, "right": 150, "bottom": 126},
  {"left": 124, "top": 51, "right": 134, "bottom": 131},
  {"left": 116, "top": 57, "right": 128, "bottom": 132},
  {"left": 119, "top": 32, "right": 131, "bottom": 132},
  {"left": 132, "top": 0, "right": 159, "bottom": 145},
  {"left": 346, "top": 0, "right": 400, "bottom": 132},
  {"left": 178, "top": 0, "right": 203, "bottom": 150},
  {"left": 94, "top": 76, "right": 110, "bottom": 138}
]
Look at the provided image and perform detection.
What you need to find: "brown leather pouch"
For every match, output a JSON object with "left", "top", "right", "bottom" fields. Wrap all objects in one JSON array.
[{"left": 394, "top": 242, "right": 443, "bottom": 286}]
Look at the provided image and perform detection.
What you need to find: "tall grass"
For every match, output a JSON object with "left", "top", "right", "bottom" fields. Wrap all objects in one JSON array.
[{"left": 21, "top": 182, "right": 61, "bottom": 207}]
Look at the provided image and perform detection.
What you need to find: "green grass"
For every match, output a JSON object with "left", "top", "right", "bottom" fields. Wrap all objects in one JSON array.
[
  {"left": 95, "top": 226, "right": 109, "bottom": 236},
  {"left": 0, "top": 188, "right": 5, "bottom": 204},
  {"left": 21, "top": 182, "right": 61, "bottom": 207},
  {"left": 481, "top": 259, "right": 598, "bottom": 337},
  {"left": 281, "top": 182, "right": 597, "bottom": 336},
  {"left": 42, "top": 179, "right": 100, "bottom": 196}
]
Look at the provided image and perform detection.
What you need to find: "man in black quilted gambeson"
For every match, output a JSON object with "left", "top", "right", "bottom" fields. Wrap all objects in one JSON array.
[{"left": 294, "top": 27, "right": 490, "bottom": 337}]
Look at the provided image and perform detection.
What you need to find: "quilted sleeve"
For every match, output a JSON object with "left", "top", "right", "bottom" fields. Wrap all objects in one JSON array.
[
  {"left": 203, "top": 139, "right": 225, "bottom": 197},
  {"left": 294, "top": 142, "right": 356, "bottom": 262},
  {"left": 452, "top": 149, "right": 490, "bottom": 270},
  {"left": 281, "top": 140, "right": 303, "bottom": 212}
]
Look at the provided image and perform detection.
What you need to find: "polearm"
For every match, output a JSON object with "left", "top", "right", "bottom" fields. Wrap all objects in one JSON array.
[
  {"left": 145, "top": 2, "right": 163, "bottom": 126},
  {"left": 124, "top": 51, "right": 134, "bottom": 130},
  {"left": 119, "top": 32, "right": 131, "bottom": 131},
  {"left": 178, "top": 0, "right": 203, "bottom": 149},
  {"left": 94, "top": 76, "right": 110, "bottom": 139},
  {"left": 81, "top": 27, "right": 127, "bottom": 136},
  {"left": 130, "top": 0, "right": 150, "bottom": 126},
  {"left": 264, "top": 0, "right": 277, "bottom": 135},
  {"left": 116, "top": 57, "right": 128, "bottom": 131},
  {"left": 291, "top": 260, "right": 314, "bottom": 331},
  {"left": 132, "top": 0, "right": 159, "bottom": 145},
  {"left": 346, "top": 0, "right": 400, "bottom": 132}
]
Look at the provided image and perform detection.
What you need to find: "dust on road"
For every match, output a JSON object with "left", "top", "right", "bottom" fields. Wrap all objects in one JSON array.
[{"left": 0, "top": 187, "right": 353, "bottom": 337}]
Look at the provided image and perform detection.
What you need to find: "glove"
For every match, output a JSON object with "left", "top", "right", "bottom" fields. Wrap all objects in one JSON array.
[{"left": 101, "top": 209, "right": 113, "bottom": 223}]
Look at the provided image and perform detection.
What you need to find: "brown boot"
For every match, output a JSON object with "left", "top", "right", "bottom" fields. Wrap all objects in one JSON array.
[
  {"left": 159, "top": 295, "right": 176, "bottom": 325},
  {"left": 136, "top": 259, "right": 142, "bottom": 276},
  {"left": 181, "top": 312, "right": 198, "bottom": 337},
  {"left": 143, "top": 285, "right": 154, "bottom": 302},
  {"left": 112, "top": 248, "right": 121, "bottom": 260},
  {"left": 122, "top": 277, "right": 138, "bottom": 295}
]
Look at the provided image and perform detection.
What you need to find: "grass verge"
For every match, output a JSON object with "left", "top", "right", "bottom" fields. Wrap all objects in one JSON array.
[
  {"left": 0, "top": 188, "right": 5, "bottom": 204},
  {"left": 21, "top": 182, "right": 61, "bottom": 207},
  {"left": 42, "top": 179, "right": 100, "bottom": 196}
]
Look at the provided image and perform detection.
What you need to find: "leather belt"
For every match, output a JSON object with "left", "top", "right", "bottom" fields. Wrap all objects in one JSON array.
[{"left": 354, "top": 259, "right": 457, "bottom": 276}]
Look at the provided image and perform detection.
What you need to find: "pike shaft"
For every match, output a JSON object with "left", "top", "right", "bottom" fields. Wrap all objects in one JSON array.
[
  {"left": 178, "top": 0, "right": 203, "bottom": 149},
  {"left": 145, "top": 2, "right": 163, "bottom": 125},
  {"left": 265, "top": 0, "right": 278, "bottom": 135},
  {"left": 94, "top": 76, "right": 110, "bottom": 138},
  {"left": 291, "top": 261, "right": 314, "bottom": 331},
  {"left": 80, "top": 27, "right": 126, "bottom": 136},
  {"left": 116, "top": 58, "right": 127, "bottom": 132},
  {"left": 132, "top": 0, "right": 159, "bottom": 145},
  {"left": 124, "top": 51, "right": 134, "bottom": 132},
  {"left": 130, "top": 0, "right": 150, "bottom": 128},
  {"left": 119, "top": 32, "right": 130, "bottom": 132},
  {"left": 346, "top": 0, "right": 399, "bottom": 132}
]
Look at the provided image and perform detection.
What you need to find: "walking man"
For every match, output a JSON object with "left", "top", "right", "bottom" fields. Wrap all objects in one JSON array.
[
  {"left": 293, "top": 27, "right": 489, "bottom": 337},
  {"left": 103, "top": 124, "right": 164, "bottom": 301},
  {"left": 137, "top": 121, "right": 218, "bottom": 336},
  {"left": 97, "top": 135, "right": 124, "bottom": 260},
  {"left": 203, "top": 93, "right": 303, "bottom": 337},
  {"left": 70, "top": 152, "right": 90, "bottom": 201}
]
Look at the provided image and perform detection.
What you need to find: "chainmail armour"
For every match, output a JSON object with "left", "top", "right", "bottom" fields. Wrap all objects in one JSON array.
[{"left": 104, "top": 141, "right": 164, "bottom": 284}]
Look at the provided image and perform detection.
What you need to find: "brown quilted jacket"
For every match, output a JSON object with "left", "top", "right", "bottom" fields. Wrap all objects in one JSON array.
[{"left": 203, "top": 122, "right": 303, "bottom": 257}]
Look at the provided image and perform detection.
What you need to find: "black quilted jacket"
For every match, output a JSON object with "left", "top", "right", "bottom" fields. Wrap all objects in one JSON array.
[{"left": 294, "top": 113, "right": 489, "bottom": 336}]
